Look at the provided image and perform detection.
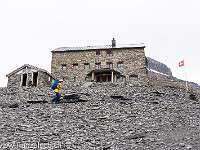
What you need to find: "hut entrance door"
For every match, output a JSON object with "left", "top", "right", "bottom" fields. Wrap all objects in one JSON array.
[
  {"left": 97, "top": 75, "right": 111, "bottom": 83},
  {"left": 22, "top": 74, "right": 27, "bottom": 86},
  {"left": 33, "top": 72, "right": 38, "bottom": 86}
]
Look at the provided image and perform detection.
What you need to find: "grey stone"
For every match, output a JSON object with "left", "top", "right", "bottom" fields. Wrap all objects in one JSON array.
[
  {"left": 8, "top": 103, "right": 19, "bottom": 108},
  {"left": 185, "top": 144, "right": 193, "bottom": 149},
  {"left": 124, "top": 132, "right": 146, "bottom": 140},
  {"left": 0, "top": 85, "right": 199, "bottom": 150}
]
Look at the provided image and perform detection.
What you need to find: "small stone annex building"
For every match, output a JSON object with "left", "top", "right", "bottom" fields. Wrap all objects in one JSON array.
[
  {"left": 51, "top": 39, "right": 148, "bottom": 85},
  {"left": 6, "top": 64, "right": 55, "bottom": 88}
]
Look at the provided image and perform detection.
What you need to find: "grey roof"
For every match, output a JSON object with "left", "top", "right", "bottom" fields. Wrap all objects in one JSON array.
[
  {"left": 52, "top": 43, "right": 145, "bottom": 52},
  {"left": 6, "top": 64, "right": 55, "bottom": 78}
]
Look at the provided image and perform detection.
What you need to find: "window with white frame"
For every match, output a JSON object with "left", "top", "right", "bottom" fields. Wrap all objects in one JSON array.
[
  {"left": 117, "top": 62, "right": 124, "bottom": 69},
  {"left": 72, "top": 63, "right": 78, "bottom": 69},
  {"left": 84, "top": 63, "right": 90, "bottom": 69},
  {"left": 129, "top": 75, "right": 138, "bottom": 82},
  {"left": 106, "top": 62, "right": 113, "bottom": 69},
  {"left": 107, "top": 50, "right": 112, "bottom": 56},
  {"left": 61, "top": 64, "right": 67, "bottom": 70},
  {"left": 96, "top": 50, "right": 101, "bottom": 56},
  {"left": 95, "top": 63, "right": 101, "bottom": 69}
]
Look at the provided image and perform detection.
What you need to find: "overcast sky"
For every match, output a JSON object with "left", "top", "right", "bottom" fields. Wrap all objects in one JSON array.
[{"left": 0, "top": 0, "right": 200, "bottom": 87}]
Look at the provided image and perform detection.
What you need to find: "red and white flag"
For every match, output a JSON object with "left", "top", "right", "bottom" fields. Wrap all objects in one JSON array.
[{"left": 179, "top": 60, "right": 184, "bottom": 67}]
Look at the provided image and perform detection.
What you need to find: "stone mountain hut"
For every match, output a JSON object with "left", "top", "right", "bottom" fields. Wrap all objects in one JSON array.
[
  {"left": 51, "top": 38, "right": 148, "bottom": 85},
  {"left": 6, "top": 64, "right": 55, "bottom": 88}
]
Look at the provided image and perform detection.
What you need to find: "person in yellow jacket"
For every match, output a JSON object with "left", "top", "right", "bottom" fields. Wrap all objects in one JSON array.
[
  {"left": 54, "top": 83, "right": 61, "bottom": 93},
  {"left": 52, "top": 79, "right": 62, "bottom": 104}
]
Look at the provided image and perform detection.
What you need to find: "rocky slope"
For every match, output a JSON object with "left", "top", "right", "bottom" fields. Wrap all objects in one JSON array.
[{"left": 0, "top": 85, "right": 199, "bottom": 150}]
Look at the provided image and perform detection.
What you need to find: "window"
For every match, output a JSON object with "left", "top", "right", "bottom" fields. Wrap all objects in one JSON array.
[
  {"left": 118, "top": 76, "right": 126, "bottom": 82},
  {"left": 95, "top": 63, "right": 101, "bottom": 69},
  {"left": 84, "top": 63, "right": 90, "bottom": 69},
  {"left": 72, "top": 63, "right": 78, "bottom": 69},
  {"left": 106, "top": 62, "right": 113, "bottom": 69},
  {"left": 129, "top": 75, "right": 138, "bottom": 82},
  {"left": 118, "top": 62, "right": 124, "bottom": 69},
  {"left": 62, "top": 64, "right": 67, "bottom": 70},
  {"left": 107, "top": 50, "right": 112, "bottom": 56},
  {"left": 96, "top": 50, "right": 101, "bottom": 56}
]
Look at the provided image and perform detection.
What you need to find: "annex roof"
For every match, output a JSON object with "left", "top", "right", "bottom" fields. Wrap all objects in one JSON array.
[
  {"left": 52, "top": 43, "right": 145, "bottom": 52},
  {"left": 6, "top": 64, "right": 54, "bottom": 78}
]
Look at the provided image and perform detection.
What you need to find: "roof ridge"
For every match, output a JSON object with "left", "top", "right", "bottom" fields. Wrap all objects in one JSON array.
[
  {"left": 6, "top": 64, "right": 54, "bottom": 78},
  {"left": 52, "top": 43, "right": 145, "bottom": 52}
]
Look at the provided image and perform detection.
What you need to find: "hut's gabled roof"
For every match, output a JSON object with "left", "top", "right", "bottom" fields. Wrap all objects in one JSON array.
[
  {"left": 51, "top": 43, "right": 145, "bottom": 52},
  {"left": 6, "top": 64, "right": 54, "bottom": 78}
]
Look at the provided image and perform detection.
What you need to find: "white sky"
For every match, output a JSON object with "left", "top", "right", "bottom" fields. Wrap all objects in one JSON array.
[{"left": 0, "top": 0, "right": 200, "bottom": 87}]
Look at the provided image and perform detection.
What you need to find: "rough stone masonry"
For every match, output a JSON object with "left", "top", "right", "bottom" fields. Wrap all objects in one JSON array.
[{"left": 51, "top": 39, "right": 148, "bottom": 85}]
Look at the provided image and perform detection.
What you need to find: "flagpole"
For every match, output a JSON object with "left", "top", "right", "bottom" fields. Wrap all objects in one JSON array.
[
  {"left": 184, "top": 61, "right": 188, "bottom": 91},
  {"left": 179, "top": 60, "right": 188, "bottom": 91}
]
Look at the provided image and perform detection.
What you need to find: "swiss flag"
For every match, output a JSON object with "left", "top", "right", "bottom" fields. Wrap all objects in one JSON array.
[{"left": 179, "top": 60, "right": 184, "bottom": 67}]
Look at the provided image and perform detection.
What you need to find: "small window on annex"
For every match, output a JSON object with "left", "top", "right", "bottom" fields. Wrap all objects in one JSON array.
[
  {"left": 106, "top": 62, "right": 113, "bottom": 69},
  {"left": 62, "top": 64, "right": 67, "bottom": 70},
  {"left": 95, "top": 63, "right": 101, "bottom": 69},
  {"left": 107, "top": 50, "right": 112, "bottom": 56},
  {"left": 96, "top": 50, "right": 101, "bottom": 56},
  {"left": 129, "top": 75, "right": 138, "bottom": 82},
  {"left": 84, "top": 63, "right": 90, "bottom": 69},
  {"left": 72, "top": 64, "right": 78, "bottom": 69},
  {"left": 117, "top": 62, "right": 124, "bottom": 69},
  {"left": 118, "top": 76, "right": 126, "bottom": 82}
]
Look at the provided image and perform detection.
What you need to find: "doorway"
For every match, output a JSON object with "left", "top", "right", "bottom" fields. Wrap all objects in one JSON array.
[
  {"left": 33, "top": 72, "right": 38, "bottom": 86},
  {"left": 96, "top": 75, "right": 111, "bottom": 83},
  {"left": 22, "top": 74, "right": 27, "bottom": 86}
]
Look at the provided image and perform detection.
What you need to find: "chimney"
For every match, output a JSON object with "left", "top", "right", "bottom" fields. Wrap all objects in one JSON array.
[{"left": 112, "top": 38, "right": 116, "bottom": 47}]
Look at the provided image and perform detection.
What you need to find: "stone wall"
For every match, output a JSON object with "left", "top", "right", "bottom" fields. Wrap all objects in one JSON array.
[
  {"left": 149, "top": 80, "right": 200, "bottom": 94},
  {"left": 51, "top": 48, "right": 147, "bottom": 85},
  {"left": 7, "top": 73, "right": 33, "bottom": 88},
  {"left": 7, "top": 71, "right": 52, "bottom": 88},
  {"left": 7, "top": 74, "right": 21, "bottom": 88},
  {"left": 37, "top": 72, "right": 52, "bottom": 87}
]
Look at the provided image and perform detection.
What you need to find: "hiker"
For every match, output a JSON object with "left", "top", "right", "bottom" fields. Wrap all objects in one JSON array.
[{"left": 51, "top": 79, "right": 62, "bottom": 104}]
